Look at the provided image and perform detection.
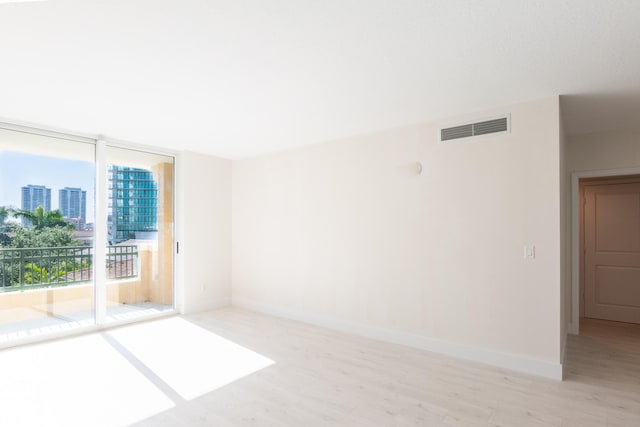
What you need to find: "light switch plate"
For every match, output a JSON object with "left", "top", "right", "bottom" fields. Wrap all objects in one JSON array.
[{"left": 524, "top": 245, "right": 536, "bottom": 259}]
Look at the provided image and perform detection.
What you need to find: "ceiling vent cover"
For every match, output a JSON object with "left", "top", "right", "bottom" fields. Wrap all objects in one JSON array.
[{"left": 440, "top": 115, "right": 510, "bottom": 142}]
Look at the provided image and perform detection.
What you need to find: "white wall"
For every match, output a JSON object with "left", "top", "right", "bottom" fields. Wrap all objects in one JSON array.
[
  {"left": 567, "top": 130, "right": 640, "bottom": 171},
  {"left": 176, "top": 151, "right": 232, "bottom": 314},
  {"left": 232, "top": 97, "right": 563, "bottom": 378},
  {"left": 560, "top": 114, "right": 569, "bottom": 367}
]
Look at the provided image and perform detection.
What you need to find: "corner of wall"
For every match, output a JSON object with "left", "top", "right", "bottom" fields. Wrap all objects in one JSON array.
[
  {"left": 176, "top": 150, "right": 233, "bottom": 314},
  {"left": 559, "top": 96, "right": 570, "bottom": 364}
]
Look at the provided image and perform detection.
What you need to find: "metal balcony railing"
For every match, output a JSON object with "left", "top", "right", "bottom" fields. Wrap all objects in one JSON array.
[
  {"left": 0, "top": 245, "right": 138, "bottom": 292},
  {"left": 106, "top": 245, "right": 138, "bottom": 281}
]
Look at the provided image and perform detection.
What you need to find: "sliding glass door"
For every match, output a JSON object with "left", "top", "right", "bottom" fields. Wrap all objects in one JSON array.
[
  {"left": 0, "top": 128, "right": 95, "bottom": 340},
  {"left": 0, "top": 126, "right": 174, "bottom": 342},
  {"left": 104, "top": 146, "right": 174, "bottom": 322}
]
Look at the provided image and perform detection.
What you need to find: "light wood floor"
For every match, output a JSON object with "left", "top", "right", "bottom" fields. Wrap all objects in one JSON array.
[
  {"left": 1, "top": 309, "right": 638, "bottom": 426},
  {"left": 131, "top": 309, "right": 640, "bottom": 427}
]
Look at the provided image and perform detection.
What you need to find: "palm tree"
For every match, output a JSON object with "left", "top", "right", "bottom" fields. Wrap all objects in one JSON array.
[
  {"left": 0, "top": 206, "right": 14, "bottom": 246},
  {"left": 15, "top": 206, "right": 70, "bottom": 230},
  {"left": 0, "top": 206, "right": 10, "bottom": 225}
]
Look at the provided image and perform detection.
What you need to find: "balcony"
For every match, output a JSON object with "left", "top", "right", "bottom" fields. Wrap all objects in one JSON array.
[
  {"left": 0, "top": 244, "right": 172, "bottom": 341},
  {"left": 0, "top": 245, "right": 138, "bottom": 290}
]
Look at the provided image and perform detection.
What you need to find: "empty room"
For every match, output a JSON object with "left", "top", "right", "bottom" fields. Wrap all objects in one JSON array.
[{"left": 0, "top": 1, "right": 639, "bottom": 426}]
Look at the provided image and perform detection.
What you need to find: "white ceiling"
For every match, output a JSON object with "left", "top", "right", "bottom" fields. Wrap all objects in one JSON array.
[{"left": 1, "top": 0, "right": 639, "bottom": 158}]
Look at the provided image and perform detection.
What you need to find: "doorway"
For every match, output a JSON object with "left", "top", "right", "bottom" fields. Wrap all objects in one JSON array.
[{"left": 580, "top": 175, "right": 640, "bottom": 325}]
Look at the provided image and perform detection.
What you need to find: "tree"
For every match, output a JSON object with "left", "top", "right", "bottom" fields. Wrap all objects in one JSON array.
[
  {"left": 15, "top": 206, "right": 70, "bottom": 230},
  {"left": 0, "top": 207, "right": 84, "bottom": 288},
  {"left": 1, "top": 221, "right": 83, "bottom": 288},
  {"left": 23, "top": 262, "right": 70, "bottom": 285},
  {"left": 9, "top": 226, "right": 78, "bottom": 248},
  {"left": 0, "top": 206, "right": 9, "bottom": 225},
  {"left": 0, "top": 206, "right": 16, "bottom": 247}
]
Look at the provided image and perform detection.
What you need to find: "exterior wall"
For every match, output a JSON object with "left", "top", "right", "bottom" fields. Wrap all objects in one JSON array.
[
  {"left": 232, "top": 97, "right": 563, "bottom": 378},
  {"left": 152, "top": 162, "right": 174, "bottom": 306}
]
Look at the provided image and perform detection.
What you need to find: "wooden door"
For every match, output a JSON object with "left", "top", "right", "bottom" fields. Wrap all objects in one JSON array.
[{"left": 584, "top": 182, "right": 640, "bottom": 324}]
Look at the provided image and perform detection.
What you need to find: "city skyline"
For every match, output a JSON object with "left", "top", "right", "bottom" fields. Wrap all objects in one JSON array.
[
  {"left": 21, "top": 184, "right": 51, "bottom": 211},
  {"left": 20, "top": 184, "right": 52, "bottom": 226},
  {"left": 0, "top": 150, "right": 95, "bottom": 222},
  {"left": 1, "top": 151, "right": 161, "bottom": 240},
  {"left": 59, "top": 187, "right": 87, "bottom": 230},
  {"left": 16, "top": 183, "right": 90, "bottom": 219},
  {"left": 109, "top": 165, "right": 158, "bottom": 242}
]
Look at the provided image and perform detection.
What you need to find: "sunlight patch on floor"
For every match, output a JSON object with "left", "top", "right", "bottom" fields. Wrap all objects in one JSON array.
[
  {"left": 107, "top": 316, "right": 275, "bottom": 400},
  {"left": 0, "top": 333, "right": 174, "bottom": 427}
]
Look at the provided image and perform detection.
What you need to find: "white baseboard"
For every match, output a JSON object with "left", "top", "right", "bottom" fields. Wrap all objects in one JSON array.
[
  {"left": 182, "top": 296, "right": 231, "bottom": 315},
  {"left": 232, "top": 297, "right": 563, "bottom": 381}
]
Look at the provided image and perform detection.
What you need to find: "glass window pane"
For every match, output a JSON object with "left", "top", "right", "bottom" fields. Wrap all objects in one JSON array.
[
  {"left": 105, "top": 146, "right": 174, "bottom": 322},
  {"left": 0, "top": 128, "right": 95, "bottom": 340}
]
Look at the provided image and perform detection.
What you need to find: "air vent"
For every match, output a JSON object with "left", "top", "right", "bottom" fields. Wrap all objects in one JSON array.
[
  {"left": 441, "top": 124, "right": 473, "bottom": 141},
  {"left": 440, "top": 115, "right": 510, "bottom": 142}
]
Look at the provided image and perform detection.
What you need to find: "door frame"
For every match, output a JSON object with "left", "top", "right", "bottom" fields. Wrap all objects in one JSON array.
[{"left": 570, "top": 166, "right": 640, "bottom": 335}]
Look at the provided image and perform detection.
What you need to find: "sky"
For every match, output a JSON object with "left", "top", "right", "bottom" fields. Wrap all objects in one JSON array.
[{"left": 0, "top": 151, "right": 95, "bottom": 222}]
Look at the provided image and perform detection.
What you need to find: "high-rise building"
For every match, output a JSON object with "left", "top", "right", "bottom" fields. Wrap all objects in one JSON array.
[
  {"left": 21, "top": 184, "right": 51, "bottom": 226},
  {"left": 108, "top": 166, "right": 158, "bottom": 243},
  {"left": 59, "top": 187, "right": 87, "bottom": 229}
]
